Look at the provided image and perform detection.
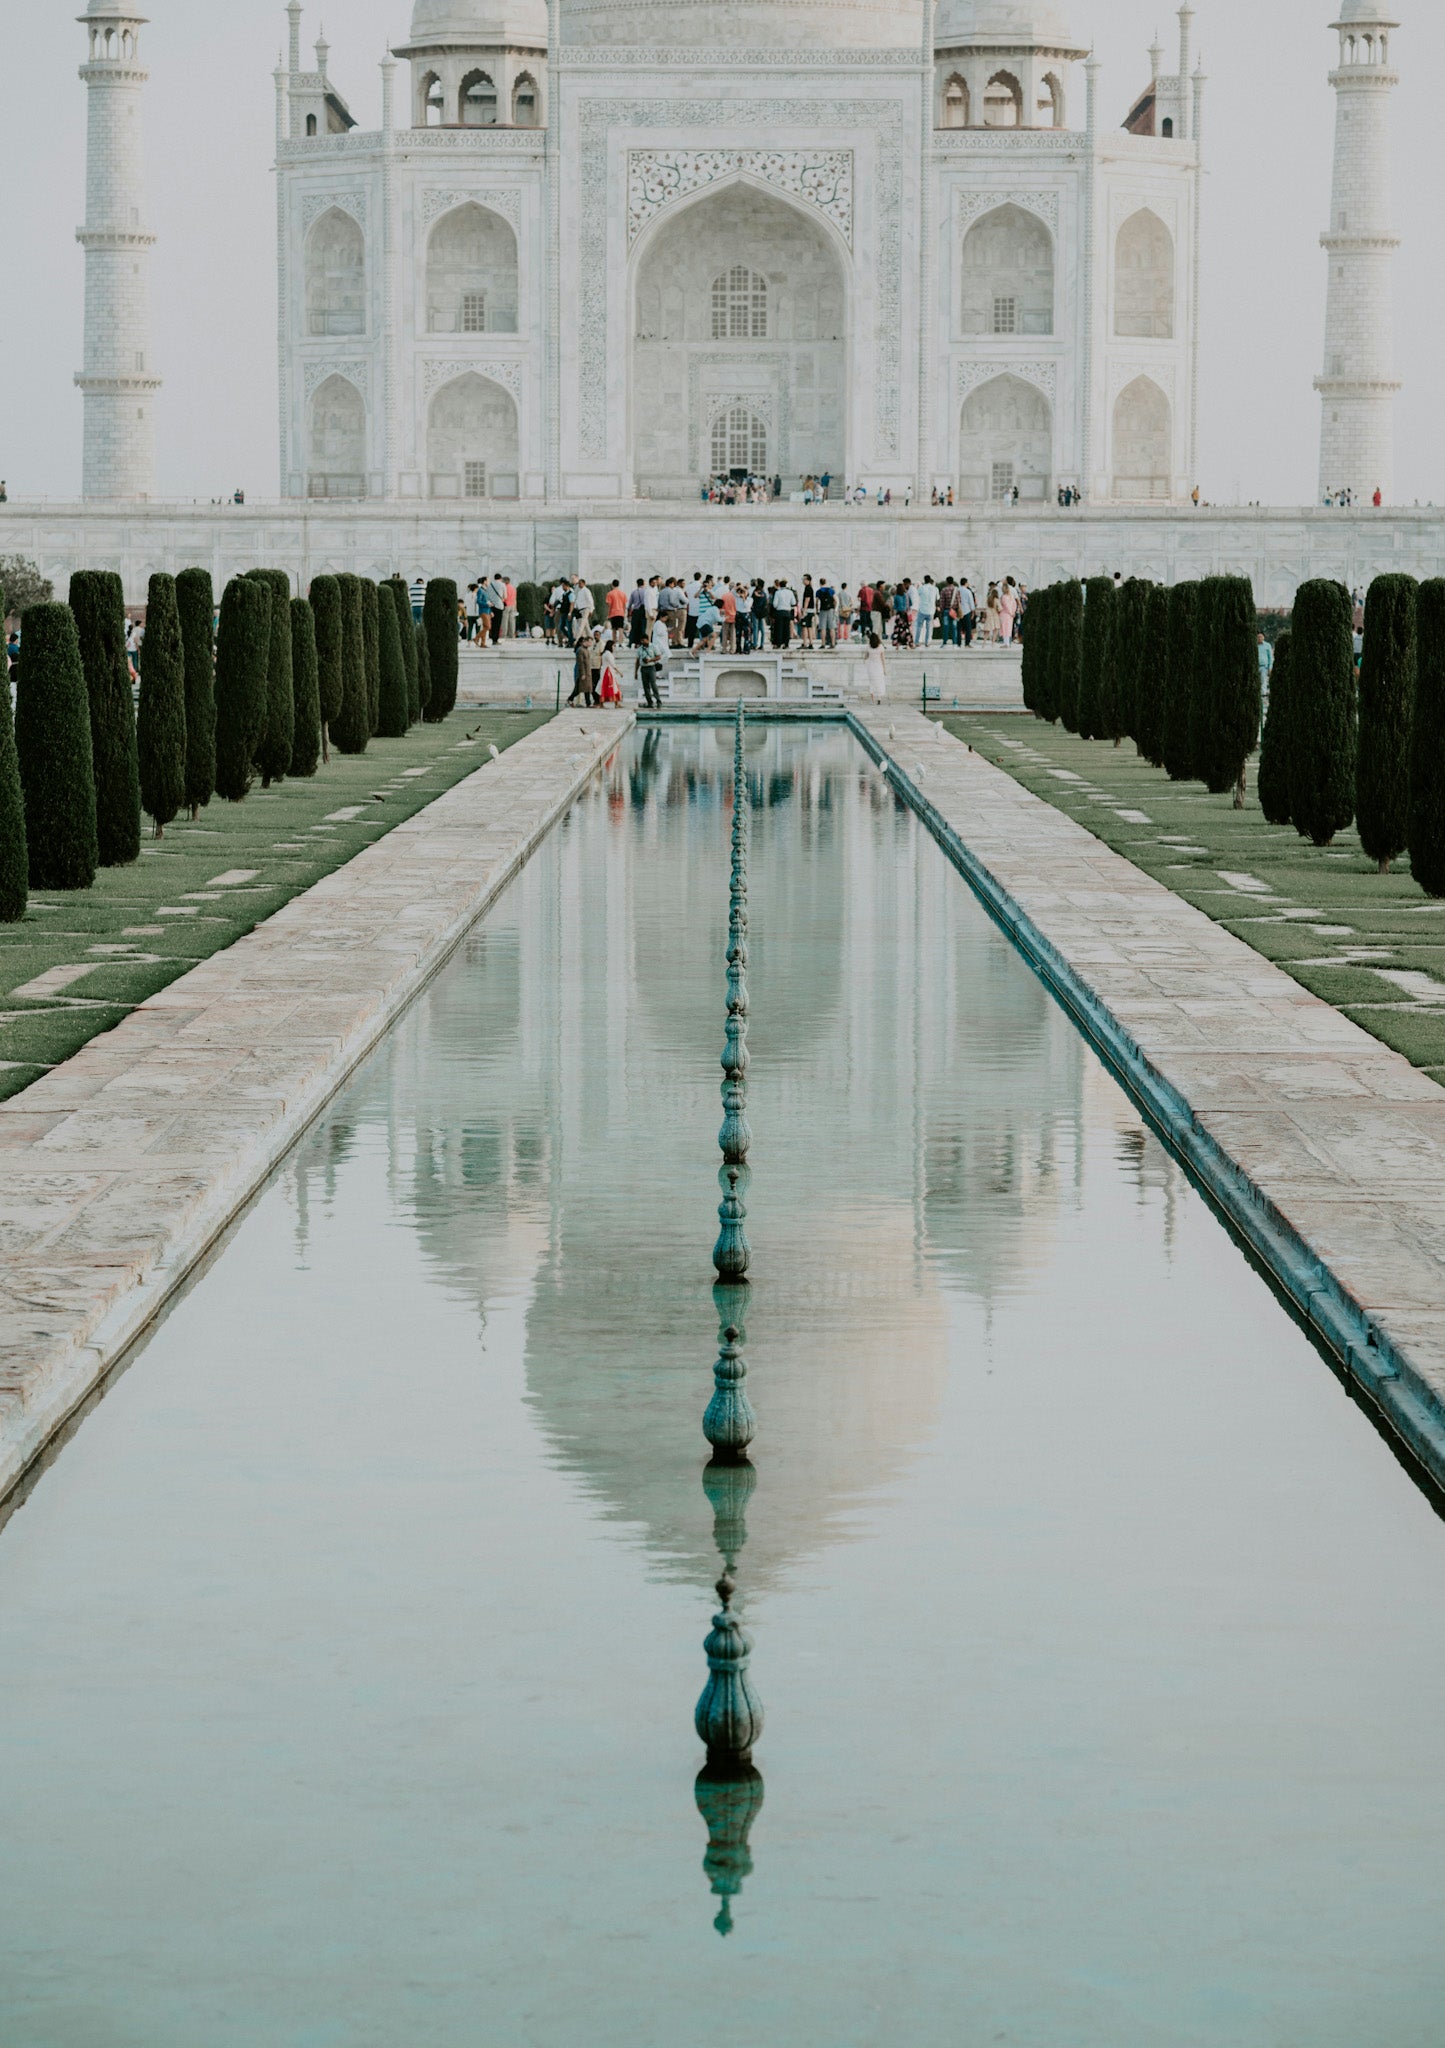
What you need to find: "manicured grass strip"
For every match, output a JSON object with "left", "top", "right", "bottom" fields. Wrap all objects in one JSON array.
[
  {"left": 939, "top": 713, "right": 1445, "bottom": 1086},
  {"left": 0, "top": 710, "right": 548, "bottom": 1100}
]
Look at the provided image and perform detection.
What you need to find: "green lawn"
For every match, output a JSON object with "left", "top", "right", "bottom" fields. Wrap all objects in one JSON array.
[
  {"left": 0, "top": 709, "right": 549, "bottom": 1101},
  {"left": 938, "top": 714, "right": 1445, "bottom": 1089}
]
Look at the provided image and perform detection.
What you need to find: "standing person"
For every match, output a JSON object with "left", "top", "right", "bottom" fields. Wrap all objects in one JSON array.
[
  {"left": 570, "top": 576, "right": 595, "bottom": 644},
  {"left": 409, "top": 574, "right": 427, "bottom": 622},
  {"left": 637, "top": 640, "right": 664, "bottom": 708},
  {"left": 567, "top": 630, "right": 595, "bottom": 705},
  {"left": 473, "top": 575, "right": 493, "bottom": 647},
  {"left": 798, "top": 575, "right": 817, "bottom": 649},
  {"left": 998, "top": 577, "right": 1020, "bottom": 646},
  {"left": 816, "top": 575, "right": 837, "bottom": 649},
  {"left": 719, "top": 578, "right": 738, "bottom": 652},
  {"left": 597, "top": 643, "right": 622, "bottom": 706},
  {"left": 644, "top": 576, "right": 660, "bottom": 644},
  {"left": 605, "top": 578, "right": 628, "bottom": 640},
  {"left": 983, "top": 583, "right": 1002, "bottom": 643},
  {"left": 957, "top": 575, "right": 976, "bottom": 647},
  {"left": 837, "top": 583, "right": 854, "bottom": 643},
  {"left": 750, "top": 579, "right": 768, "bottom": 651},
  {"left": 684, "top": 572, "right": 704, "bottom": 648},
  {"left": 892, "top": 581, "right": 913, "bottom": 649},
  {"left": 546, "top": 575, "right": 567, "bottom": 644},
  {"left": 1257, "top": 632, "right": 1274, "bottom": 704},
  {"left": 860, "top": 631, "right": 889, "bottom": 704},
  {"left": 626, "top": 579, "right": 648, "bottom": 646},
  {"left": 771, "top": 577, "right": 797, "bottom": 649},
  {"left": 857, "top": 579, "right": 873, "bottom": 645},
  {"left": 501, "top": 574, "right": 518, "bottom": 641},
  {"left": 915, "top": 574, "right": 937, "bottom": 647},
  {"left": 695, "top": 580, "right": 722, "bottom": 651},
  {"left": 938, "top": 575, "right": 958, "bottom": 647}
]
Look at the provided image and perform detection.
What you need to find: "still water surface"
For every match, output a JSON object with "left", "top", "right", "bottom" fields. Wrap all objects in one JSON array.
[{"left": 1, "top": 726, "right": 1444, "bottom": 2045}]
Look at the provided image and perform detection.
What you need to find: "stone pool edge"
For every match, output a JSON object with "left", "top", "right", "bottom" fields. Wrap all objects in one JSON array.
[
  {"left": 0, "top": 713, "right": 634, "bottom": 1505},
  {"left": 850, "top": 707, "right": 1445, "bottom": 1495}
]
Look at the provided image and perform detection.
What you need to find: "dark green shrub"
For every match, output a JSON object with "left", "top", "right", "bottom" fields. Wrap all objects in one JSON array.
[
  {"left": 288, "top": 597, "right": 322, "bottom": 778},
  {"left": 330, "top": 573, "right": 370, "bottom": 755},
  {"left": 0, "top": 555, "right": 52, "bottom": 614},
  {"left": 1135, "top": 585, "right": 1170, "bottom": 768},
  {"left": 1257, "top": 632, "right": 1293, "bottom": 827},
  {"left": 385, "top": 578, "right": 419, "bottom": 725},
  {"left": 137, "top": 573, "right": 186, "bottom": 835},
  {"left": 0, "top": 579, "right": 26, "bottom": 920},
  {"left": 1356, "top": 572, "right": 1417, "bottom": 872},
  {"left": 309, "top": 574, "right": 343, "bottom": 761},
  {"left": 1162, "top": 582, "right": 1199, "bottom": 781},
  {"left": 15, "top": 602, "right": 97, "bottom": 889},
  {"left": 1020, "top": 588, "right": 1039, "bottom": 715},
  {"left": 424, "top": 579, "right": 459, "bottom": 721},
  {"left": 68, "top": 569, "right": 139, "bottom": 866},
  {"left": 415, "top": 616, "right": 432, "bottom": 715},
  {"left": 1030, "top": 586, "right": 1056, "bottom": 723},
  {"left": 589, "top": 583, "right": 610, "bottom": 635},
  {"left": 1054, "top": 580, "right": 1083, "bottom": 733},
  {"left": 1077, "top": 578, "right": 1114, "bottom": 742},
  {"left": 245, "top": 568, "right": 295, "bottom": 786},
  {"left": 376, "top": 586, "right": 409, "bottom": 738},
  {"left": 213, "top": 575, "right": 272, "bottom": 801},
  {"left": 1112, "top": 578, "right": 1151, "bottom": 745},
  {"left": 516, "top": 580, "right": 544, "bottom": 633},
  {"left": 1198, "top": 575, "right": 1262, "bottom": 804},
  {"left": 1409, "top": 581, "right": 1445, "bottom": 896},
  {"left": 176, "top": 567, "right": 215, "bottom": 819},
  {"left": 1288, "top": 579, "right": 1357, "bottom": 846},
  {"left": 361, "top": 580, "right": 380, "bottom": 736}
]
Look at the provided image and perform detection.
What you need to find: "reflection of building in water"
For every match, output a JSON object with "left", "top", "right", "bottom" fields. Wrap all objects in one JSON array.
[{"left": 317, "top": 728, "right": 1085, "bottom": 1589}]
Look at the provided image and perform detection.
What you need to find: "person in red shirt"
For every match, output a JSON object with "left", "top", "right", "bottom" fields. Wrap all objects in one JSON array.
[{"left": 1373, "top": 488, "right": 1383, "bottom": 508}]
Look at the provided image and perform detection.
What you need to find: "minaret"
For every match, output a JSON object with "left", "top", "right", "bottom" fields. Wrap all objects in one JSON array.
[
  {"left": 75, "top": 0, "right": 161, "bottom": 499},
  {"left": 1316, "top": 2, "right": 1401, "bottom": 505}
]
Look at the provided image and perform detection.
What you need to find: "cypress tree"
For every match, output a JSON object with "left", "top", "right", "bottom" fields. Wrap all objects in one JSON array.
[
  {"left": 1031, "top": 586, "right": 1056, "bottom": 723},
  {"left": 0, "top": 581, "right": 27, "bottom": 920},
  {"left": 376, "top": 584, "right": 409, "bottom": 737},
  {"left": 1020, "top": 589, "right": 1038, "bottom": 715},
  {"left": 385, "top": 577, "right": 419, "bottom": 725},
  {"left": 516, "top": 580, "right": 544, "bottom": 635},
  {"left": 1077, "top": 577, "right": 1114, "bottom": 742},
  {"left": 289, "top": 597, "right": 322, "bottom": 778},
  {"left": 245, "top": 568, "right": 295, "bottom": 787},
  {"left": 68, "top": 569, "right": 140, "bottom": 866},
  {"left": 15, "top": 602, "right": 97, "bottom": 890},
  {"left": 1112, "top": 578, "right": 1151, "bottom": 745},
  {"left": 1187, "top": 576, "right": 1218, "bottom": 785},
  {"left": 415, "top": 615, "right": 433, "bottom": 716},
  {"left": 1054, "top": 580, "right": 1083, "bottom": 733},
  {"left": 1135, "top": 584, "right": 1170, "bottom": 768},
  {"left": 137, "top": 572, "right": 187, "bottom": 836},
  {"left": 213, "top": 575, "right": 272, "bottom": 801},
  {"left": 1356, "top": 572, "right": 1417, "bottom": 872},
  {"left": 1288, "top": 579, "right": 1358, "bottom": 846},
  {"left": 424, "top": 578, "right": 459, "bottom": 721},
  {"left": 330, "top": 573, "right": 370, "bottom": 755},
  {"left": 1257, "top": 631, "right": 1293, "bottom": 827},
  {"left": 309, "top": 574, "right": 343, "bottom": 762},
  {"left": 1408, "top": 580, "right": 1445, "bottom": 897},
  {"left": 1198, "top": 575, "right": 1262, "bottom": 805},
  {"left": 361, "top": 579, "right": 381, "bottom": 736},
  {"left": 176, "top": 567, "right": 215, "bottom": 819},
  {"left": 1162, "top": 582, "right": 1199, "bottom": 781}
]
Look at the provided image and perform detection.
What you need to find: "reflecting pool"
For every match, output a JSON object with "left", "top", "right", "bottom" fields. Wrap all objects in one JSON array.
[{"left": 1, "top": 725, "right": 1444, "bottom": 2045}]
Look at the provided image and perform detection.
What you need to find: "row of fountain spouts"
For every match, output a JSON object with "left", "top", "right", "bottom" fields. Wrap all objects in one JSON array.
[{"left": 691, "top": 703, "right": 766, "bottom": 1936}]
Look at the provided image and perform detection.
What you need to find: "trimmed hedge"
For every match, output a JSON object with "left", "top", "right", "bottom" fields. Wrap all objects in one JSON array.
[
  {"left": 1356, "top": 572, "right": 1417, "bottom": 872},
  {"left": 376, "top": 583, "right": 409, "bottom": 737},
  {"left": 385, "top": 577, "right": 420, "bottom": 725},
  {"left": 1408, "top": 580, "right": 1445, "bottom": 897},
  {"left": 1031, "top": 586, "right": 1056, "bottom": 723},
  {"left": 137, "top": 572, "right": 187, "bottom": 834},
  {"left": 1256, "top": 631, "right": 1293, "bottom": 827},
  {"left": 1288, "top": 579, "right": 1357, "bottom": 847},
  {"left": 1020, "top": 586, "right": 1039, "bottom": 715},
  {"left": 1198, "top": 575, "right": 1262, "bottom": 804},
  {"left": 1053, "top": 580, "right": 1083, "bottom": 733},
  {"left": 1135, "top": 585, "right": 1170, "bottom": 768},
  {"left": 289, "top": 596, "right": 322, "bottom": 778},
  {"left": 330, "top": 573, "right": 370, "bottom": 755},
  {"left": 176, "top": 567, "right": 216, "bottom": 819},
  {"left": 309, "top": 574, "right": 343, "bottom": 760},
  {"left": 361, "top": 579, "right": 381, "bottom": 736},
  {"left": 0, "top": 576, "right": 26, "bottom": 920},
  {"left": 1112, "top": 577, "right": 1151, "bottom": 746},
  {"left": 213, "top": 575, "right": 272, "bottom": 801},
  {"left": 516, "top": 580, "right": 544, "bottom": 634},
  {"left": 1162, "top": 582, "right": 1199, "bottom": 782},
  {"left": 1077, "top": 577, "right": 1114, "bottom": 742},
  {"left": 245, "top": 568, "right": 295, "bottom": 787},
  {"left": 69, "top": 569, "right": 140, "bottom": 866},
  {"left": 424, "top": 579, "right": 459, "bottom": 720},
  {"left": 15, "top": 602, "right": 98, "bottom": 890},
  {"left": 415, "top": 616, "right": 433, "bottom": 716}
]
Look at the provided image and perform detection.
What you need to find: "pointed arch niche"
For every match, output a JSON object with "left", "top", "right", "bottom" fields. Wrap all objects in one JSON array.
[
  {"left": 960, "top": 204, "right": 1054, "bottom": 337},
  {"left": 308, "top": 374, "right": 367, "bottom": 498},
  {"left": 631, "top": 181, "right": 847, "bottom": 497},
  {"left": 426, "top": 203, "right": 519, "bottom": 335},
  {"left": 1114, "top": 209, "right": 1175, "bottom": 338},
  {"left": 427, "top": 371, "right": 519, "bottom": 499},
  {"left": 306, "top": 208, "right": 365, "bottom": 337},
  {"left": 1112, "top": 375, "right": 1172, "bottom": 499},
  {"left": 959, "top": 374, "right": 1052, "bottom": 503}
]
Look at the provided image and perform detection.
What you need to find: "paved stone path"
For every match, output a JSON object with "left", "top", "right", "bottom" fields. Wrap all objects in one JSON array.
[
  {"left": 0, "top": 713, "right": 632, "bottom": 1500},
  {"left": 854, "top": 707, "right": 1445, "bottom": 1486}
]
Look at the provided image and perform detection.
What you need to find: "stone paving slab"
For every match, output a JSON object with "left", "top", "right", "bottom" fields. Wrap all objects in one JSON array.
[
  {"left": 853, "top": 707, "right": 1445, "bottom": 1486},
  {"left": 0, "top": 712, "right": 632, "bottom": 1501}
]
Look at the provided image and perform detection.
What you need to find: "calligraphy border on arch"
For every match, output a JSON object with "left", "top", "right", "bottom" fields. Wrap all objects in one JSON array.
[
  {"left": 955, "top": 358, "right": 1058, "bottom": 405},
  {"left": 954, "top": 188, "right": 1060, "bottom": 237},
  {"left": 578, "top": 98, "right": 904, "bottom": 464},
  {"left": 627, "top": 150, "right": 853, "bottom": 248},
  {"left": 421, "top": 187, "right": 524, "bottom": 230},
  {"left": 299, "top": 189, "right": 369, "bottom": 233}
]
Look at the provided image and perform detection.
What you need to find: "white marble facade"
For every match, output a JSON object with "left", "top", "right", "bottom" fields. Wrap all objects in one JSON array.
[{"left": 274, "top": 0, "right": 1205, "bottom": 509}]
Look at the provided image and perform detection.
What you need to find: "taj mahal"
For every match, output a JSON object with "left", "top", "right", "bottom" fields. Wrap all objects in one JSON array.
[{"left": 6, "top": 0, "right": 1429, "bottom": 602}]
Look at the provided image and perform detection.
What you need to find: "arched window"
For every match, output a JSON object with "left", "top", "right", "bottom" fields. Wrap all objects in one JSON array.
[
  {"left": 426, "top": 202, "right": 519, "bottom": 334},
  {"left": 512, "top": 73, "right": 539, "bottom": 125},
  {"left": 1161, "top": 116, "right": 1174, "bottom": 137},
  {"left": 308, "top": 375, "right": 366, "bottom": 498},
  {"left": 305, "top": 112, "right": 318, "bottom": 136},
  {"left": 983, "top": 71, "right": 1023, "bottom": 127},
  {"left": 460, "top": 70, "right": 497, "bottom": 125},
  {"left": 958, "top": 374, "right": 1052, "bottom": 503},
  {"left": 710, "top": 266, "right": 768, "bottom": 341},
  {"left": 306, "top": 208, "right": 365, "bottom": 337},
  {"left": 1115, "top": 209, "right": 1175, "bottom": 338},
  {"left": 427, "top": 372, "right": 519, "bottom": 500},
  {"left": 960, "top": 204, "right": 1053, "bottom": 337},
  {"left": 710, "top": 405, "right": 768, "bottom": 476},
  {"left": 421, "top": 71, "right": 444, "bottom": 125},
  {"left": 1038, "top": 72, "right": 1064, "bottom": 126},
  {"left": 942, "top": 75, "right": 969, "bottom": 128},
  {"left": 1112, "top": 376, "right": 1171, "bottom": 499}
]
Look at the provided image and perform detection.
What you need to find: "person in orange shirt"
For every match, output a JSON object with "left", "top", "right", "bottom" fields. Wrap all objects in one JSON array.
[
  {"left": 605, "top": 580, "right": 628, "bottom": 636},
  {"left": 720, "top": 579, "right": 738, "bottom": 652}
]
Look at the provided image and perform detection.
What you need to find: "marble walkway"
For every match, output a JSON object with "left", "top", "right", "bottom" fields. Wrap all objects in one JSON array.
[
  {"left": 855, "top": 706, "right": 1445, "bottom": 1488},
  {"left": 0, "top": 712, "right": 633, "bottom": 1501}
]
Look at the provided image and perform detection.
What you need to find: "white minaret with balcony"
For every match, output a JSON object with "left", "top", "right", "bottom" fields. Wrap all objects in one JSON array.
[
  {"left": 1316, "top": 1, "right": 1401, "bottom": 504},
  {"left": 75, "top": 0, "right": 161, "bottom": 500}
]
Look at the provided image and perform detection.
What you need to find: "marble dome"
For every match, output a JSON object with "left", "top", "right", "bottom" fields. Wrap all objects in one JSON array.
[
  {"left": 934, "top": 0, "right": 1080, "bottom": 45},
  {"left": 560, "top": 0, "right": 923, "bottom": 49},
  {"left": 406, "top": 0, "right": 546, "bottom": 42}
]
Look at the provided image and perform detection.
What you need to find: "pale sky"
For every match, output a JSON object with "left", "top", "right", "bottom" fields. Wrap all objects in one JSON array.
[{"left": 3, "top": 0, "right": 1438, "bottom": 506}]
